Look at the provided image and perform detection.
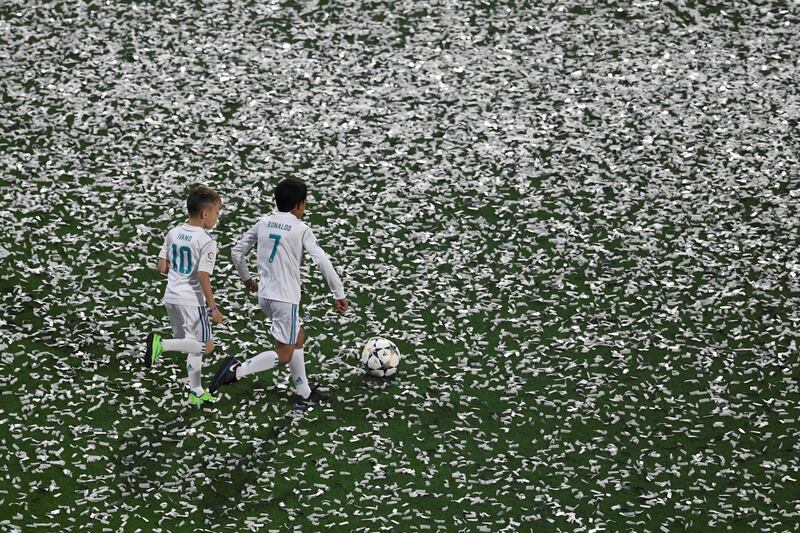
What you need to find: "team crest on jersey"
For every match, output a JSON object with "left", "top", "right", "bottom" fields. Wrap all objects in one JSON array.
[{"left": 208, "top": 251, "right": 216, "bottom": 261}]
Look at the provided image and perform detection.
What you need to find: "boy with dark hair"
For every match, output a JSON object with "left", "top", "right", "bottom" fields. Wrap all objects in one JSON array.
[
  {"left": 210, "top": 177, "right": 348, "bottom": 409},
  {"left": 144, "top": 185, "right": 225, "bottom": 406}
]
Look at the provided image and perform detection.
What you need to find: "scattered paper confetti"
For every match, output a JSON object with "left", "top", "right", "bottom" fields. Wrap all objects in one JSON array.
[{"left": 0, "top": 1, "right": 798, "bottom": 531}]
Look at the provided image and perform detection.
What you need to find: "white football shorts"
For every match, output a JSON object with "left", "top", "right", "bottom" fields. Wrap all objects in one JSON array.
[
  {"left": 259, "top": 298, "right": 301, "bottom": 345},
  {"left": 165, "top": 303, "right": 213, "bottom": 343}
]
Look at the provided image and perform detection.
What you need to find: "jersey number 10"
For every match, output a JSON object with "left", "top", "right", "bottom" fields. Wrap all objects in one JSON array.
[{"left": 171, "top": 244, "right": 192, "bottom": 274}]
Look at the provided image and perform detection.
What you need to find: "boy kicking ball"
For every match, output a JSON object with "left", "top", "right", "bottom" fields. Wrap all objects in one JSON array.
[
  {"left": 144, "top": 185, "right": 225, "bottom": 406},
  {"left": 210, "top": 177, "right": 348, "bottom": 410}
]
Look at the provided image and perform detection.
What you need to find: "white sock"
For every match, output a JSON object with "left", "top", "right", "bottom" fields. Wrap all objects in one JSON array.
[
  {"left": 289, "top": 349, "right": 312, "bottom": 399},
  {"left": 236, "top": 350, "right": 280, "bottom": 379},
  {"left": 163, "top": 338, "right": 204, "bottom": 354},
  {"left": 187, "top": 353, "right": 203, "bottom": 394}
]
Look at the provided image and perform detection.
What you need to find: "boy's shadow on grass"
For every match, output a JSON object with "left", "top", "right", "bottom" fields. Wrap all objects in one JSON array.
[
  {"left": 109, "top": 381, "right": 290, "bottom": 515},
  {"left": 108, "top": 370, "right": 456, "bottom": 521}
]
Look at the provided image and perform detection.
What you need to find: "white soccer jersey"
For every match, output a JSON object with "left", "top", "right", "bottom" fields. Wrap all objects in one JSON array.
[
  {"left": 158, "top": 223, "right": 218, "bottom": 306},
  {"left": 231, "top": 212, "right": 345, "bottom": 304}
]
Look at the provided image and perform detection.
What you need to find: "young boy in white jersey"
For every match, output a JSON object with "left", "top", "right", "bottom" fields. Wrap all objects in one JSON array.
[
  {"left": 209, "top": 177, "right": 348, "bottom": 409},
  {"left": 144, "top": 185, "right": 225, "bottom": 406}
]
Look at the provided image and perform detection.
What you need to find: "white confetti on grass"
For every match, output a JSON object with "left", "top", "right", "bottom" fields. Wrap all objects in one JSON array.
[{"left": 0, "top": 1, "right": 798, "bottom": 532}]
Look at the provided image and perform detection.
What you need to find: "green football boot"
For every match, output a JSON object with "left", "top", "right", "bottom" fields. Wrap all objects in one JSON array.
[
  {"left": 144, "top": 333, "right": 163, "bottom": 368},
  {"left": 188, "top": 390, "right": 218, "bottom": 406}
]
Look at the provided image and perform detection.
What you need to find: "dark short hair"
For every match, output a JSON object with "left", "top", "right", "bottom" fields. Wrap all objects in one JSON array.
[
  {"left": 275, "top": 178, "right": 307, "bottom": 212},
  {"left": 187, "top": 185, "right": 221, "bottom": 217}
]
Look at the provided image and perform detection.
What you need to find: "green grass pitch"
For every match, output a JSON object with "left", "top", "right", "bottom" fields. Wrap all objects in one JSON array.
[{"left": 0, "top": 1, "right": 798, "bottom": 531}]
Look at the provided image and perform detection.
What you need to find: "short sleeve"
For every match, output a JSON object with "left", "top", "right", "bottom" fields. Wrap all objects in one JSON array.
[
  {"left": 158, "top": 236, "right": 169, "bottom": 259},
  {"left": 198, "top": 240, "right": 218, "bottom": 274}
]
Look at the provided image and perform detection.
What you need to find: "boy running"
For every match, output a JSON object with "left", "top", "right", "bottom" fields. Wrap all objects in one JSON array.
[
  {"left": 209, "top": 177, "right": 348, "bottom": 409},
  {"left": 144, "top": 185, "right": 225, "bottom": 406}
]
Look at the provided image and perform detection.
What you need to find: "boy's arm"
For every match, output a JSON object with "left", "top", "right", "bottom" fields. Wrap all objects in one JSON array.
[
  {"left": 197, "top": 271, "right": 225, "bottom": 318},
  {"left": 157, "top": 239, "right": 169, "bottom": 275},
  {"left": 231, "top": 221, "right": 260, "bottom": 290},
  {"left": 198, "top": 241, "right": 223, "bottom": 323},
  {"left": 198, "top": 272, "right": 217, "bottom": 308},
  {"left": 198, "top": 272, "right": 223, "bottom": 323},
  {"left": 302, "top": 228, "right": 347, "bottom": 311}
]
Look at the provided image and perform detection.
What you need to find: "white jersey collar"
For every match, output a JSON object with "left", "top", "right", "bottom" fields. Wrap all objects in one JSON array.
[{"left": 273, "top": 212, "right": 299, "bottom": 222}]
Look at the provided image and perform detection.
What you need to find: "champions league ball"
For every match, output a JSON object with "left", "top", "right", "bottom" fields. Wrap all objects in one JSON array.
[{"left": 361, "top": 337, "right": 401, "bottom": 377}]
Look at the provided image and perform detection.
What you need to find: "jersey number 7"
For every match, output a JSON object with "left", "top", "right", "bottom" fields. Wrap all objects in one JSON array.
[{"left": 268, "top": 234, "right": 282, "bottom": 263}]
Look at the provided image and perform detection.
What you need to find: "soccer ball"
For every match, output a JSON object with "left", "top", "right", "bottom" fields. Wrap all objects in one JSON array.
[{"left": 361, "top": 337, "right": 401, "bottom": 377}]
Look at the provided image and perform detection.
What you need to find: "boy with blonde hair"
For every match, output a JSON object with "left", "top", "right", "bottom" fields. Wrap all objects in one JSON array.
[{"left": 144, "top": 185, "right": 225, "bottom": 406}]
